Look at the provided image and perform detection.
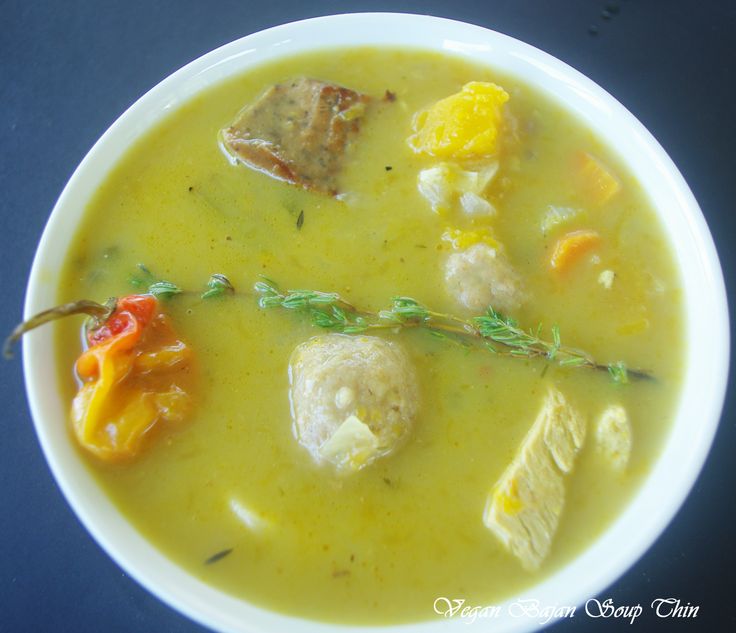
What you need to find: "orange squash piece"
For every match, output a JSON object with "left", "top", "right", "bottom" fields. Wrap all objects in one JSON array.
[
  {"left": 408, "top": 82, "right": 509, "bottom": 160},
  {"left": 550, "top": 229, "right": 601, "bottom": 271},
  {"left": 574, "top": 151, "right": 620, "bottom": 206}
]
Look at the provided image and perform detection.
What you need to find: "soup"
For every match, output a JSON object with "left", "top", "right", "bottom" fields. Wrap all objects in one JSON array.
[{"left": 53, "top": 47, "right": 682, "bottom": 624}]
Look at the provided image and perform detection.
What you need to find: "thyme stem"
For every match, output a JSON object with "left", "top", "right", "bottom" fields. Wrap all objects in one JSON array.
[
  {"left": 3, "top": 299, "right": 115, "bottom": 359},
  {"left": 254, "top": 278, "right": 651, "bottom": 383}
]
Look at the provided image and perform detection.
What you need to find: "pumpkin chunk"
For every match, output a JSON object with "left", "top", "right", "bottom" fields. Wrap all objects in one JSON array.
[
  {"left": 550, "top": 229, "right": 601, "bottom": 271},
  {"left": 408, "top": 82, "right": 509, "bottom": 160},
  {"left": 574, "top": 151, "right": 621, "bottom": 206}
]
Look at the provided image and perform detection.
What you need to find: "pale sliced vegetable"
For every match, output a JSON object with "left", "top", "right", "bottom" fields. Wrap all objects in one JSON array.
[
  {"left": 598, "top": 269, "right": 615, "bottom": 289},
  {"left": 320, "top": 415, "right": 380, "bottom": 472},
  {"left": 595, "top": 405, "right": 632, "bottom": 471},
  {"left": 417, "top": 161, "right": 498, "bottom": 214},
  {"left": 460, "top": 191, "right": 496, "bottom": 216},
  {"left": 540, "top": 205, "right": 582, "bottom": 235},
  {"left": 229, "top": 497, "right": 272, "bottom": 532},
  {"left": 483, "top": 388, "right": 585, "bottom": 571}
]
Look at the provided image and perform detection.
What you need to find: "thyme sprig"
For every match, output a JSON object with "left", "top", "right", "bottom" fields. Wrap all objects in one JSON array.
[
  {"left": 5, "top": 271, "right": 649, "bottom": 384},
  {"left": 254, "top": 278, "right": 648, "bottom": 383}
]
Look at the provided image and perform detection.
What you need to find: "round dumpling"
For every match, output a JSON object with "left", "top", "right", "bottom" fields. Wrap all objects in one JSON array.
[
  {"left": 444, "top": 243, "right": 525, "bottom": 314},
  {"left": 288, "top": 334, "right": 419, "bottom": 472}
]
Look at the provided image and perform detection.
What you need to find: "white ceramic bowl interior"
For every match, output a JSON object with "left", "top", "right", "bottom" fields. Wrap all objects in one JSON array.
[{"left": 22, "top": 13, "right": 729, "bottom": 633}]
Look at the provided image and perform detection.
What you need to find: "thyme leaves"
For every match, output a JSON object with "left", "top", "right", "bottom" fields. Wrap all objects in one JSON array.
[
  {"left": 129, "top": 264, "right": 182, "bottom": 299},
  {"left": 148, "top": 280, "right": 183, "bottom": 299},
  {"left": 201, "top": 274, "right": 235, "bottom": 300},
  {"left": 607, "top": 361, "right": 630, "bottom": 384}
]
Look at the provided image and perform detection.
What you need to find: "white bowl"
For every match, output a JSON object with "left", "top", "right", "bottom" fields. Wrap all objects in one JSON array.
[{"left": 22, "top": 13, "right": 729, "bottom": 633}]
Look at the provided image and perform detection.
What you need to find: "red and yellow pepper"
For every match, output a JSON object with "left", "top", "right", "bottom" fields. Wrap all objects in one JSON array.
[{"left": 71, "top": 294, "right": 192, "bottom": 461}]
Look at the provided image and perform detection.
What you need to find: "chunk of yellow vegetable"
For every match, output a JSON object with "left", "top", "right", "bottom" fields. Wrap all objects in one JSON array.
[
  {"left": 574, "top": 151, "right": 621, "bottom": 206},
  {"left": 408, "top": 82, "right": 509, "bottom": 160},
  {"left": 616, "top": 318, "right": 650, "bottom": 336},
  {"left": 442, "top": 227, "right": 499, "bottom": 251},
  {"left": 550, "top": 229, "right": 600, "bottom": 271}
]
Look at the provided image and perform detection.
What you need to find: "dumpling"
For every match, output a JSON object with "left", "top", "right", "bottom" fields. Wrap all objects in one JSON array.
[
  {"left": 444, "top": 242, "right": 526, "bottom": 314},
  {"left": 288, "top": 334, "right": 419, "bottom": 472}
]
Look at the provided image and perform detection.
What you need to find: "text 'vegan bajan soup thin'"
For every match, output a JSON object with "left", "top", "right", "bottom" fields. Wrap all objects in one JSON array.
[{"left": 50, "top": 48, "right": 682, "bottom": 624}]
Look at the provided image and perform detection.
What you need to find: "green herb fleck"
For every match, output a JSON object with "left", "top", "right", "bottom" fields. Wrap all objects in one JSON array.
[
  {"left": 128, "top": 263, "right": 156, "bottom": 289},
  {"left": 201, "top": 274, "right": 235, "bottom": 300},
  {"left": 148, "top": 280, "right": 182, "bottom": 299},
  {"left": 204, "top": 548, "right": 233, "bottom": 565},
  {"left": 608, "top": 361, "right": 629, "bottom": 384}
]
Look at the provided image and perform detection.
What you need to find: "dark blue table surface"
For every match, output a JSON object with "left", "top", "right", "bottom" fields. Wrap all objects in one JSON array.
[{"left": 2, "top": 1, "right": 734, "bottom": 631}]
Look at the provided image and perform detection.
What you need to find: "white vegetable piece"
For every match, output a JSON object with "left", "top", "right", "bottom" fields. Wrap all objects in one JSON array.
[
  {"left": 320, "top": 415, "right": 381, "bottom": 472},
  {"left": 459, "top": 191, "right": 496, "bottom": 216},
  {"left": 229, "top": 497, "right": 272, "bottom": 532},
  {"left": 483, "top": 388, "right": 585, "bottom": 571},
  {"left": 417, "top": 161, "right": 498, "bottom": 215},
  {"left": 595, "top": 404, "right": 632, "bottom": 471},
  {"left": 540, "top": 205, "right": 581, "bottom": 235},
  {"left": 598, "top": 269, "right": 615, "bottom": 289}
]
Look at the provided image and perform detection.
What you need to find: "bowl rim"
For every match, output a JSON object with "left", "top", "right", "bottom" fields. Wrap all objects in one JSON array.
[{"left": 21, "top": 11, "right": 730, "bottom": 633}]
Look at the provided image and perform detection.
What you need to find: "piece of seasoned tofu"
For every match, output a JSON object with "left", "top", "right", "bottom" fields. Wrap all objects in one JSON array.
[
  {"left": 483, "top": 388, "right": 585, "bottom": 571},
  {"left": 220, "top": 77, "right": 370, "bottom": 195},
  {"left": 595, "top": 404, "right": 632, "bottom": 471}
]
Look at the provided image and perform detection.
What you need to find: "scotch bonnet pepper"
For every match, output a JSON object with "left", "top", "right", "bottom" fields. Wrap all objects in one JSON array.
[{"left": 72, "top": 294, "right": 192, "bottom": 461}]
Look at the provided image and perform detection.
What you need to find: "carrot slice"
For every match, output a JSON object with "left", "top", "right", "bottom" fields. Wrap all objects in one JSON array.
[
  {"left": 574, "top": 151, "right": 620, "bottom": 206},
  {"left": 550, "top": 229, "right": 601, "bottom": 271}
]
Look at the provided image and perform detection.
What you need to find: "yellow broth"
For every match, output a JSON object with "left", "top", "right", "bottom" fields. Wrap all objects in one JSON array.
[{"left": 55, "top": 48, "right": 683, "bottom": 623}]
